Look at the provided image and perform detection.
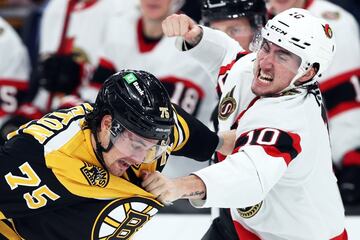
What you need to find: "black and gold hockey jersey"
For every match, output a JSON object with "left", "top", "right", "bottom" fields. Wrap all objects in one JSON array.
[{"left": 0, "top": 103, "right": 218, "bottom": 240}]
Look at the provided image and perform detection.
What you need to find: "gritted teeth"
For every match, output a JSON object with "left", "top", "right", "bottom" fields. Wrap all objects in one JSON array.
[{"left": 259, "top": 71, "right": 273, "bottom": 82}]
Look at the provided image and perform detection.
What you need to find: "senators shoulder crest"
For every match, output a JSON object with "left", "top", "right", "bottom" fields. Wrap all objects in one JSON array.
[{"left": 218, "top": 86, "right": 237, "bottom": 120}]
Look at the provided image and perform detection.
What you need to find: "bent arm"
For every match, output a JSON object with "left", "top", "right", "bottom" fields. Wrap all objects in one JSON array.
[{"left": 171, "top": 104, "right": 235, "bottom": 161}]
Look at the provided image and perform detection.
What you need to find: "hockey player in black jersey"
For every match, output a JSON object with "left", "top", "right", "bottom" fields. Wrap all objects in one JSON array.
[{"left": 0, "top": 69, "right": 235, "bottom": 240}]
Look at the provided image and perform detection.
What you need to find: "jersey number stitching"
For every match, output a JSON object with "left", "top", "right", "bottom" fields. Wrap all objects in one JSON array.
[{"left": 5, "top": 162, "right": 60, "bottom": 209}]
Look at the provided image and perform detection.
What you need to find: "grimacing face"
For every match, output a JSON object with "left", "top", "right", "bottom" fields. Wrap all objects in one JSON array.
[
  {"left": 210, "top": 17, "right": 254, "bottom": 51},
  {"left": 251, "top": 39, "right": 301, "bottom": 96},
  {"left": 95, "top": 115, "right": 158, "bottom": 177}
]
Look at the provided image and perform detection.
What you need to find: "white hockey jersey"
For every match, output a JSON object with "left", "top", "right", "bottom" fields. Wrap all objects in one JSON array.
[
  {"left": 0, "top": 17, "right": 30, "bottom": 127},
  {"left": 305, "top": 0, "right": 360, "bottom": 165},
  {"left": 33, "top": 0, "right": 139, "bottom": 111},
  {"left": 190, "top": 54, "right": 346, "bottom": 240},
  {"left": 94, "top": 10, "right": 219, "bottom": 177},
  {"left": 187, "top": 1, "right": 360, "bottom": 165}
]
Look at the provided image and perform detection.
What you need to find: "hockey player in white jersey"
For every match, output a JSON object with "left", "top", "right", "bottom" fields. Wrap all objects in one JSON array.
[
  {"left": 90, "top": 0, "right": 219, "bottom": 179},
  {"left": 267, "top": 0, "right": 360, "bottom": 205},
  {"left": 0, "top": 17, "right": 30, "bottom": 143},
  {"left": 31, "top": 0, "right": 139, "bottom": 112},
  {"left": 142, "top": 8, "right": 347, "bottom": 239}
]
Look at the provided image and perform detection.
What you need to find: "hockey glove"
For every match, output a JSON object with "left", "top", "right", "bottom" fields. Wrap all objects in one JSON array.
[{"left": 38, "top": 54, "right": 81, "bottom": 94}]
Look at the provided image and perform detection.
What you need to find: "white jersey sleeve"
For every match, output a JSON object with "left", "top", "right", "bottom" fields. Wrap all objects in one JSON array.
[{"left": 175, "top": 26, "right": 246, "bottom": 93}]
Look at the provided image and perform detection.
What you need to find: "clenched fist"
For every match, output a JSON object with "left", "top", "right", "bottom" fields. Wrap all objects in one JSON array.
[{"left": 162, "top": 14, "right": 203, "bottom": 47}]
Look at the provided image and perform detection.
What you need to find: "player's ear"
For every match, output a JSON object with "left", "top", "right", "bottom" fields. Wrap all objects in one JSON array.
[
  {"left": 296, "top": 67, "right": 317, "bottom": 84},
  {"left": 101, "top": 115, "right": 112, "bottom": 131}
]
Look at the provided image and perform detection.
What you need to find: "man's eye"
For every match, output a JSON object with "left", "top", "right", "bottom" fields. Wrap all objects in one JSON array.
[
  {"left": 131, "top": 143, "right": 143, "bottom": 151},
  {"left": 262, "top": 42, "right": 270, "bottom": 52},
  {"left": 278, "top": 53, "right": 289, "bottom": 61}
]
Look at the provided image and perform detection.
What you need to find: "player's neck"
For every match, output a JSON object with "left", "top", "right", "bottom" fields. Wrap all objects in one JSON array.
[{"left": 142, "top": 17, "right": 163, "bottom": 39}]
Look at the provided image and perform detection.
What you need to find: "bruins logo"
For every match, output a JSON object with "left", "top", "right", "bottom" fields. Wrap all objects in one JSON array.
[
  {"left": 81, "top": 162, "right": 109, "bottom": 188},
  {"left": 91, "top": 197, "right": 163, "bottom": 240},
  {"left": 237, "top": 201, "right": 263, "bottom": 219},
  {"left": 218, "top": 87, "right": 237, "bottom": 120}
]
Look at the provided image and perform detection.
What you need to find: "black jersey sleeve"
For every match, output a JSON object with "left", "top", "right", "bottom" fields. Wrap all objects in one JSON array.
[{"left": 170, "top": 104, "right": 219, "bottom": 161}]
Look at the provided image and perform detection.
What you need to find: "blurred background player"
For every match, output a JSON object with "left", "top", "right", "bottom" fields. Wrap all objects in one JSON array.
[
  {"left": 0, "top": 16, "right": 30, "bottom": 143},
  {"left": 90, "top": 0, "right": 218, "bottom": 185},
  {"left": 201, "top": 0, "right": 267, "bottom": 52},
  {"left": 32, "top": 0, "right": 140, "bottom": 111},
  {"left": 267, "top": 0, "right": 360, "bottom": 206},
  {"left": 0, "top": 0, "right": 140, "bottom": 142}
]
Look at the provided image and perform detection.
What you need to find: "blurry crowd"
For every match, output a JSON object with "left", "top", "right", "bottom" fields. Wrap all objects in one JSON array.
[{"left": 0, "top": 0, "right": 359, "bottom": 209}]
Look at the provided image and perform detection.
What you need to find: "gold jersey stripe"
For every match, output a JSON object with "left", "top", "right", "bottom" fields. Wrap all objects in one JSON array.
[{"left": 0, "top": 220, "right": 21, "bottom": 240}]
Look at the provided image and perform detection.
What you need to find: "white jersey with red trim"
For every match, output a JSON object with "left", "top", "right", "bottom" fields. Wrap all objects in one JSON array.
[
  {"left": 190, "top": 54, "right": 346, "bottom": 240},
  {"left": 0, "top": 17, "right": 30, "bottom": 127},
  {"left": 33, "top": 0, "right": 138, "bottom": 111},
  {"left": 306, "top": 0, "right": 360, "bottom": 164}
]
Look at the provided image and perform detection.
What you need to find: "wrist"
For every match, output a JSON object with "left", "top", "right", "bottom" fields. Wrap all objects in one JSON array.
[
  {"left": 179, "top": 175, "right": 206, "bottom": 200},
  {"left": 183, "top": 26, "right": 203, "bottom": 50},
  {"left": 216, "top": 135, "right": 224, "bottom": 151}
]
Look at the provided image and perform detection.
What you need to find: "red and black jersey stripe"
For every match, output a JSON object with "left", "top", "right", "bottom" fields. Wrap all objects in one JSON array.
[
  {"left": 320, "top": 69, "right": 360, "bottom": 118},
  {"left": 216, "top": 51, "right": 249, "bottom": 96},
  {"left": 234, "top": 128, "right": 302, "bottom": 165}
]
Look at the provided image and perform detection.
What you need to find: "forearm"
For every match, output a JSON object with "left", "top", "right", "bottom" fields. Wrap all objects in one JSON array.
[
  {"left": 175, "top": 175, "right": 206, "bottom": 200},
  {"left": 176, "top": 26, "right": 244, "bottom": 82}
]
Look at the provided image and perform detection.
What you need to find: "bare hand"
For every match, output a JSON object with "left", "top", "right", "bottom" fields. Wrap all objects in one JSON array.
[
  {"left": 162, "top": 14, "right": 203, "bottom": 47},
  {"left": 141, "top": 171, "right": 183, "bottom": 205},
  {"left": 217, "top": 129, "right": 236, "bottom": 156}
]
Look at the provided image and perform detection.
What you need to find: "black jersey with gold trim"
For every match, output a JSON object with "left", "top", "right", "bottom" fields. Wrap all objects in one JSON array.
[{"left": 0, "top": 103, "right": 218, "bottom": 239}]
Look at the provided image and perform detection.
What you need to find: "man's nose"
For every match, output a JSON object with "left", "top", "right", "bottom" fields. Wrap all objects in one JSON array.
[
  {"left": 259, "top": 53, "right": 275, "bottom": 69},
  {"left": 130, "top": 150, "right": 147, "bottom": 165}
]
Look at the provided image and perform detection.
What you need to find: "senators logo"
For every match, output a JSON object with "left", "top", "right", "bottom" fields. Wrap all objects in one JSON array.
[
  {"left": 91, "top": 197, "right": 163, "bottom": 240},
  {"left": 81, "top": 162, "right": 109, "bottom": 188},
  {"left": 322, "top": 24, "right": 333, "bottom": 39},
  {"left": 237, "top": 201, "right": 263, "bottom": 219},
  {"left": 218, "top": 87, "right": 237, "bottom": 120}
]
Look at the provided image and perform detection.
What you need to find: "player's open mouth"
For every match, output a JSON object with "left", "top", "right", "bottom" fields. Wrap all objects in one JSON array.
[
  {"left": 117, "top": 159, "right": 130, "bottom": 169},
  {"left": 257, "top": 70, "right": 273, "bottom": 84}
]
